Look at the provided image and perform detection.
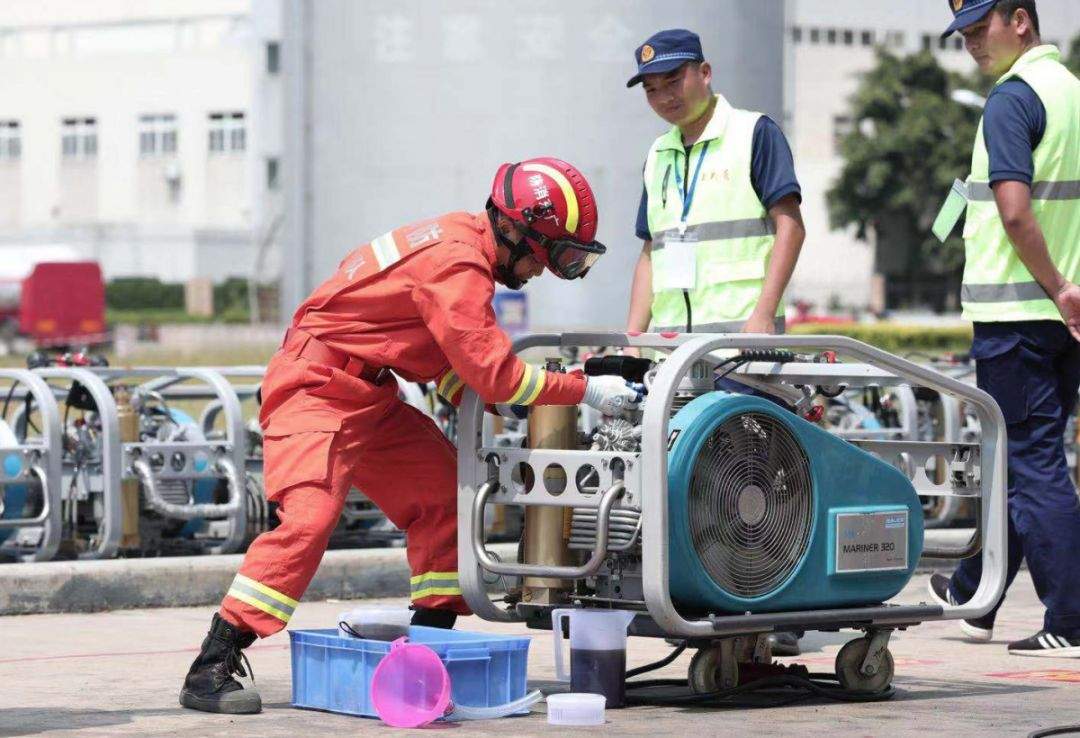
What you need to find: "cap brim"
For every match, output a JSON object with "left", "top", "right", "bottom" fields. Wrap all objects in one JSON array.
[
  {"left": 941, "top": 0, "right": 996, "bottom": 38},
  {"left": 626, "top": 57, "right": 697, "bottom": 88}
]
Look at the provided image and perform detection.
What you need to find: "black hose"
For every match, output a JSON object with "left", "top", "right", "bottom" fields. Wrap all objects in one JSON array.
[
  {"left": 625, "top": 673, "right": 895, "bottom": 708},
  {"left": 625, "top": 643, "right": 687, "bottom": 679},
  {"left": 1029, "top": 727, "right": 1080, "bottom": 738}
]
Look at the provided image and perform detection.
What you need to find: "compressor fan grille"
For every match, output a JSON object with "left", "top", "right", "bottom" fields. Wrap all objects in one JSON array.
[{"left": 689, "top": 412, "right": 813, "bottom": 598}]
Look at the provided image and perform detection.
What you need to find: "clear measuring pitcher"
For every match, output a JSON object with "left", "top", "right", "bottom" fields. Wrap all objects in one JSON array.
[{"left": 551, "top": 609, "right": 635, "bottom": 709}]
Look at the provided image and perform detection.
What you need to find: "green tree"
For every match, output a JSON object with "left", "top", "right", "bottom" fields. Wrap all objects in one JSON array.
[{"left": 827, "top": 50, "right": 987, "bottom": 311}]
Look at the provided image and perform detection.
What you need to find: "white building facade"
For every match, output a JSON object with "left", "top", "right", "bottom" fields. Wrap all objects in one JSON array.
[{"left": 0, "top": 0, "right": 283, "bottom": 283}]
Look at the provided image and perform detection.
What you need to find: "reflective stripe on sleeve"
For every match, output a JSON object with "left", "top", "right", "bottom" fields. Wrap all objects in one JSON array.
[{"left": 505, "top": 364, "right": 546, "bottom": 405}]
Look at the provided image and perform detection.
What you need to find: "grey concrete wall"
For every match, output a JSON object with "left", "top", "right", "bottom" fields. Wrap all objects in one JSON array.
[{"left": 282, "top": 0, "right": 785, "bottom": 330}]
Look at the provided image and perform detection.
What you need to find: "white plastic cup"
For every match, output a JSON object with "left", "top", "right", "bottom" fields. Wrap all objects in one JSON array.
[
  {"left": 546, "top": 693, "right": 606, "bottom": 726},
  {"left": 337, "top": 606, "right": 412, "bottom": 641}
]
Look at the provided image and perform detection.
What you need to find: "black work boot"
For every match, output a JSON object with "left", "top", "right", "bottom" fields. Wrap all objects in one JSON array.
[
  {"left": 411, "top": 607, "right": 457, "bottom": 629},
  {"left": 179, "top": 613, "right": 262, "bottom": 714}
]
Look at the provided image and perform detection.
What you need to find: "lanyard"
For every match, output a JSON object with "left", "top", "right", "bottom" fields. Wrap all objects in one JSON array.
[{"left": 671, "top": 140, "right": 710, "bottom": 235}]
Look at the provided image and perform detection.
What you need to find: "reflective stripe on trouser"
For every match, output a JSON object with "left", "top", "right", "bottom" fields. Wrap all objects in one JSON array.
[
  {"left": 652, "top": 317, "right": 787, "bottom": 334},
  {"left": 225, "top": 573, "right": 298, "bottom": 625},
  {"left": 410, "top": 571, "right": 462, "bottom": 601}
]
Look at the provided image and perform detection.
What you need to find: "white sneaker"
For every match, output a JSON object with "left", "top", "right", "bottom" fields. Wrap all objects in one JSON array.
[{"left": 928, "top": 573, "right": 993, "bottom": 642}]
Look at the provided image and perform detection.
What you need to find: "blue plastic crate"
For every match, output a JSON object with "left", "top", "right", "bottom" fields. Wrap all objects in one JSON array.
[{"left": 289, "top": 626, "right": 531, "bottom": 718}]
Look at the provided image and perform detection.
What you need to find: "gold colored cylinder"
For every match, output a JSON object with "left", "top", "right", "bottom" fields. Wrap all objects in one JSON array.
[
  {"left": 521, "top": 402, "right": 577, "bottom": 604},
  {"left": 115, "top": 387, "right": 141, "bottom": 550}
]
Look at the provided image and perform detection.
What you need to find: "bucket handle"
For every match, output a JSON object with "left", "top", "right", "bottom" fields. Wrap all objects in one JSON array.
[{"left": 551, "top": 609, "right": 573, "bottom": 682}]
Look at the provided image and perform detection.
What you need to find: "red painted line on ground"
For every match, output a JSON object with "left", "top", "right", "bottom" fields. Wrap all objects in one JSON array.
[
  {"left": 987, "top": 669, "right": 1080, "bottom": 683},
  {"left": 0, "top": 642, "right": 289, "bottom": 665},
  {"left": 785, "top": 655, "right": 945, "bottom": 667}
]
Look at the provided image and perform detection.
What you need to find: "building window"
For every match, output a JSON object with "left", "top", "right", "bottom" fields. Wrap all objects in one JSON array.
[
  {"left": 952, "top": 36, "right": 964, "bottom": 51},
  {"left": 921, "top": 34, "right": 933, "bottom": 52},
  {"left": 266, "top": 157, "right": 280, "bottom": 190},
  {"left": 826, "top": 29, "right": 838, "bottom": 45},
  {"left": 791, "top": 27, "right": 802, "bottom": 44},
  {"left": 833, "top": 115, "right": 853, "bottom": 152},
  {"left": 861, "top": 30, "right": 874, "bottom": 46},
  {"left": 208, "top": 111, "right": 245, "bottom": 154},
  {"left": 842, "top": 29, "right": 854, "bottom": 46},
  {"left": 885, "top": 31, "right": 905, "bottom": 48},
  {"left": 138, "top": 113, "right": 178, "bottom": 156},
  {"left": 0, "top": 121, "right": 20, "bottom": 160},
  {"left": 809, "top": 28, "right": 820, "bottom": 44},
  {"left": 266, "top": 41, "right": 280, "bottom": 74},
  {"left": 61, "top": 117, "right": 97, "bottom": 159}
]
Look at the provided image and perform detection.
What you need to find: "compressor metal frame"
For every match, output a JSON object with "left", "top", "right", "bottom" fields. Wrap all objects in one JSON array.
[
  {"left": 33, "top": 366, "right": 249, "bottom": 557},
  {"left": 0, "top": 369, "right": 64, "bottom": 562},
  {"left": 458, "top": 332, "right": 1008, "bottom": 639}
]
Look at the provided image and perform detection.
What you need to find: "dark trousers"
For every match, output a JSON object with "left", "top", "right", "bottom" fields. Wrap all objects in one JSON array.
[{"left": 950, "top": 321, "right": 1080, "bottom": 638}]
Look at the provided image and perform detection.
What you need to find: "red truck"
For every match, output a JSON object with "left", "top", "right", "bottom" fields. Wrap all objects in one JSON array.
[{"left": 0, "top": 261, "right": 107, "bottom": 348}]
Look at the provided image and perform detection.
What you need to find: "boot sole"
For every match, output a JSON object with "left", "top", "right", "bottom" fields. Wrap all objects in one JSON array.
[
  {"left": 179, "top": 688, "right": 262, "bottom": 714},
  {"left": 1009, "top": 646, "right": 1080, "bottom": 658}
]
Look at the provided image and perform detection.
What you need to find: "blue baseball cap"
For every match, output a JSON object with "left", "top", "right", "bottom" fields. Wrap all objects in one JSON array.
[
  {"left": 942, "top": 0, "right": 999, "bottom": 38},
  {"left": 626, "top": 29, "right": 704, "bottom": 88}
]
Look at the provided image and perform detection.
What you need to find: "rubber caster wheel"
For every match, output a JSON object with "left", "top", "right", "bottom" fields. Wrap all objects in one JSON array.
[
  {"left": 835, "top": 637, "right": 895, "bottom": 692},
  {"left": 689, "top": 644, "right": 739, "bottom": 694}
]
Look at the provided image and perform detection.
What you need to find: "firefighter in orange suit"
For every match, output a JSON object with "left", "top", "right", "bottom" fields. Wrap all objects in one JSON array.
[{"left": 180, "top": 157, "right": 641, "bottom": 714}]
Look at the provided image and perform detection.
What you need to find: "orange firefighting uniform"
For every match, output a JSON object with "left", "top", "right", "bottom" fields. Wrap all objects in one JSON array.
[{"left": 219, "top": 211, "right": 587, "bottom": 637}]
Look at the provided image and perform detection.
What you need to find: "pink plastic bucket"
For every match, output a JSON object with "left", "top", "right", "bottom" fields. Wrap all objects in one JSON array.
[{"left": 370, "top": 637, "right": 451, "bottom": 728}]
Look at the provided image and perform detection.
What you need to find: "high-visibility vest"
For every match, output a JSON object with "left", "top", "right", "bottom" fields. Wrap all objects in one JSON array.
[
  {"left": 644, "top": 94, "right": 781, "bottom": 332},
  {"left": 961, "top": 45, "right": 1080, "bottom": 323}
]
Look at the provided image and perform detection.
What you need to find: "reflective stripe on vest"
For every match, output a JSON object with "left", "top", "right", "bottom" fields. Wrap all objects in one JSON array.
[
  {"left": 643, "top": 95, "right": 781, "bottom": 331},
  {"left": 961, "top": 45, "right": 1080, "bottom": 321},
  {"left": 651, "top": 218, "right": 775, "bottom": 248},
  {"left": 966, "top": 180, "right": 1080, "bottom": 202}
]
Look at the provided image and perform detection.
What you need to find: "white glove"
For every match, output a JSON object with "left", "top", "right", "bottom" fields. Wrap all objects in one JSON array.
[{"left": 582, "top": 375, "right": 642, "bottom": 418}]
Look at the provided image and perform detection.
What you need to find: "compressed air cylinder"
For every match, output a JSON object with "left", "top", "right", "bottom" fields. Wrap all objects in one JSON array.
[
  {"left": 114, "top": 386, "right": 141, "bottom": 550},
  {"left": 521, "top": 359, "right": 576, "bottom": 605}
]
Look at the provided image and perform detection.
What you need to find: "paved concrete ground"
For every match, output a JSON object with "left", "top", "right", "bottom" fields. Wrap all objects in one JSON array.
[{"left": 2, "top": 571, "right": 1079, "bottom": 738}]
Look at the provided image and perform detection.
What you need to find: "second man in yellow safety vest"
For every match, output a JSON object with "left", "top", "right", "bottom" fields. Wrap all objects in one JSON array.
[{"left": 625, "top": 28, "right": 806, "bottom": 340}]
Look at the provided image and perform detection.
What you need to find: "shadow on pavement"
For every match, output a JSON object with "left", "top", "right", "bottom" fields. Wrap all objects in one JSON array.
[{"left": 0, "top": 707, "right": 177, "bottom": 736}]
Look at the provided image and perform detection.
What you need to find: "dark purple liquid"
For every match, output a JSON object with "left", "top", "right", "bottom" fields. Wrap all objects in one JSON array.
[{"left": 570, "top": 648, "right": 626, "bottom": 709}]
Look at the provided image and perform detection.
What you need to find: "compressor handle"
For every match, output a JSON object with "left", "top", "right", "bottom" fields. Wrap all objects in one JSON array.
[{"left": 471, "top": 480, "right": 625, "bottom": 579}]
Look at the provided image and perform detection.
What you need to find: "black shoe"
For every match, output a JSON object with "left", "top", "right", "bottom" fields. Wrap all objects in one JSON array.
[
  {"left": 1008, "top": 630, "right": 1080, "bottom": 658},
  {"left": 410, "top": 607, "right": 457, "bottom": 629},
  {"left": 179, "top": 613, "right": 262, "bottom": 714},
  {"left": 768, "top": 631, "right": 801, "bottom": 657},
  {"left": 927, "top": 573, "right": 993, "bottom": 642}
]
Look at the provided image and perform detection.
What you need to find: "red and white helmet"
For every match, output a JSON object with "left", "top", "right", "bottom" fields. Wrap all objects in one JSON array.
[{"left": 488, "top": 157, "right": 606, "bottom": 280}]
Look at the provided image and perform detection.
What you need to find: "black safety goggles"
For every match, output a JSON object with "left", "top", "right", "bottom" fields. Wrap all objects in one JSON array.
[{"left": 524, "top": 227, "right": 607, "bottom": 280}]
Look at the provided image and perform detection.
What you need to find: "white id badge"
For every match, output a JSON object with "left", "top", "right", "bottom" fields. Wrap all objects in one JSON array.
[{"left": 658, "top": 234, "right": 697, "bottom": 290}]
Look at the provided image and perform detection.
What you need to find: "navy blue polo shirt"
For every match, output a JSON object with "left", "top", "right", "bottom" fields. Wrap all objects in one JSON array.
[
  {"left": 983, "top": 78, "right": 1046, "bottom": 186},
  {"left": 635, "top": 115, "right": 801, "bottom": 241},
  {"left": 972, "top": 78, "right": 1049, "bottom": 357}
]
